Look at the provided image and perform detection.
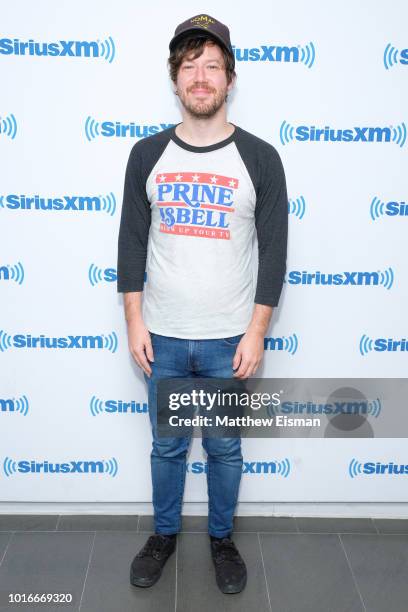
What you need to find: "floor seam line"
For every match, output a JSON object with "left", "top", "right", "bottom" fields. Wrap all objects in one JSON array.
[
  {"left": 338, "top": 533, "right": 367, "bottom": 612},
  {"left": 257, "top": 532, "right": 273, "bottom": 612},
  {"left": 77, "top": 531, "right": 96, "bottom": 611}
]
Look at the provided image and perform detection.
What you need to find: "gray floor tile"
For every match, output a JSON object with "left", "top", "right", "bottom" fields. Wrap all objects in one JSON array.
[
  {"left": 234, "top": 516, "right": 297, "bottom": 532},
  {"left": 138, "top": 515, "right": 208, "bottom": 533},
  {"left": 340, "top": 534, "right": 408, "bottom": 612},
  {"left": 57, "top": 514, "right": 139, "bottom": 531},
  {"left": 296, "top": 517, "right": 377, "bottom": 534},
  {"left": 373, "top": 518, "right": 408, "bottom": 534},
  {"left": 260, "top": 533, "right": 364, "bottom": 612},
  {"left": 0, "top": 531, "right": 94, "bottom": 612},
  {"left": 79, "top": 531, "right": 175, "bottom": 612},
  {"left": 176, "top": 532, "right": 270, "bottom": 612},
  {"left": 0, "top": 514, "right": 58, "bottom": 532}
]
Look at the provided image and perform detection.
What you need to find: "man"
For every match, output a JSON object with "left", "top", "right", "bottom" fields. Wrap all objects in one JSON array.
[{"left": 117, "top": 14, "right": 288, "bottom": 594}]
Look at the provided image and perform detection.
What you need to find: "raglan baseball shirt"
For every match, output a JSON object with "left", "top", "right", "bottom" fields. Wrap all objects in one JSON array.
[{"left": 117, "top": 123, "right": 288, "bottom": 339}]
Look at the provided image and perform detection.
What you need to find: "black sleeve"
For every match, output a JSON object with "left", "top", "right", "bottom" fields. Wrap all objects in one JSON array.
[
  {"left": 234, "top": 128, "right": 288, "bottom": 307},
  {"left": 116, "top": 130, "right": 172, "bottom": 293},
  {"left": 254, "top": 150, "right": 288, "bottom": 306}
]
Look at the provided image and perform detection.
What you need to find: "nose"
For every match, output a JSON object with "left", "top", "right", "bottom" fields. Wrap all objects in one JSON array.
[{"left": 193, "top": 63, "right": 206, "bottom": 82}]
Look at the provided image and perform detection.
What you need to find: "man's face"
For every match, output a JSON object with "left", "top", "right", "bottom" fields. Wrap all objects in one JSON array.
[{"left": 175, "top": 42, "right": 234, "bottom": 119}]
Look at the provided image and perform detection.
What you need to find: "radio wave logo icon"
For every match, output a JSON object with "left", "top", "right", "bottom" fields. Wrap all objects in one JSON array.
[
  {"left": 103, "top": 332, "right": 118, "bottom": 353},
  {"left": 90, "top": 395, "right": 104, "bottom": 416},
  {"left": 348, "top": 458, "right": 363, "bottom": 478},
  {"left": 0, "top": 330, "right": 12, "bottom": 352},
  {"left": 0, "top": 395, "right": 29, "bottom": 415},
  {"left": 101, "top": 192, "right": 116, "bottom": 216},
  {"left": 85, "top": 116, "right": 100, "bottom": 141},
  {"left": 276, "top": 458, "right": 291, "bottom": 478},
  {"left": 3, "top": 457, "right": 18, "bottom": 477},
  {"left": 391, "top": 122, "right": 407, "bottom": 148},
  {"left": 97, "top": 36, "right": 115, "bottom": 63},
  {"left": 0, "top": 113, "right": 17, "bottom": 139},
  {"left": 359, "top": 334, "right": 374, "bottom": 356},
  {"left": 378, "top": 266, "right": 394, "bottom": 289},
  {"left": 283, "top": 334, "right": 299, "bottom": 355},
  {"left": 383, "top": 43, "right": 399, "bottom": 69},
  {"left": 0, "top": 262, "right": 24, "bottom": 284},
  {"left": 104, "top": 457, "right": 118, "bottom": 477},
  {"left": 288, "top": 196, "right": 306, "bottom": 219},
  {"left": 88, "top": 264, "right": 103, "bottom": 286},
  {"left": 367, "top": 398, "right": 382, "bottom": 418},
  {"left": 280, "top": 120, "right": 295, "bottom": 145},
  {"left": 299, "top": 42, "right": 315, "bottom": 68},
  {"left": 370, "top": 196, "right": 386, "bottom": 220}
]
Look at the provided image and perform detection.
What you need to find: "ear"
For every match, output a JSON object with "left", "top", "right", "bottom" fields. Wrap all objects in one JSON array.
[{"left": 227, "top": 73, "right": 237, "bottom": 93}]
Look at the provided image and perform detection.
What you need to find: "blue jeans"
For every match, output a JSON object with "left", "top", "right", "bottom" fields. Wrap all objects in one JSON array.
[{"left": 143, "top": 332, "right": 244, "bottom": 538}]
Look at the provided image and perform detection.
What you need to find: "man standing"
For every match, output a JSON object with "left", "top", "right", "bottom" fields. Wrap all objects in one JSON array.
[{"left": 117, "top": 14, "right": 288, "bottom": 594}]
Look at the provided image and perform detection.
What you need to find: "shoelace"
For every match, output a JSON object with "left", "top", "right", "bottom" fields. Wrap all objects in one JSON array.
[
  {"left": 136, "top": 535, "right": 169, "bottom": 559},
  {"left": 213, "top": 538, "right": 242, "bottom": 563}
]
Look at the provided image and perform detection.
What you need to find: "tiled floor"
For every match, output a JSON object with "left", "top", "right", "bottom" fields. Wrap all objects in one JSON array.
[{"left": 0, "top": 515, "right": 408, "bottom": 611}]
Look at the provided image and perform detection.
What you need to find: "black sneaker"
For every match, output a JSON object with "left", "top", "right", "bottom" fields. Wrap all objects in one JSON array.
[
  {"left": 210, "top": 536, "right": 247, "bottom": 594},
  {"left": 130, "top": 534, "right": 176, "bottom": 588}
]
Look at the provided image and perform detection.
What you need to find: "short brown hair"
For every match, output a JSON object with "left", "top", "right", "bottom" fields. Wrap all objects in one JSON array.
[{"left": 168, "top": 35, "right": 236, "bottom": 85}]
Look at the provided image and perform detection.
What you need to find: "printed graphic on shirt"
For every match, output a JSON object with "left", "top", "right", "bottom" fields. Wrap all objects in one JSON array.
[{"left": 155, "top": 172, "right": 239, "bottom": 240}]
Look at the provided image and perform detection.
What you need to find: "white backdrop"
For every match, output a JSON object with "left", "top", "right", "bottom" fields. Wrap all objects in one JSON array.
[{"left": 1, "top": 0, "right": 407, "bottom": 504}]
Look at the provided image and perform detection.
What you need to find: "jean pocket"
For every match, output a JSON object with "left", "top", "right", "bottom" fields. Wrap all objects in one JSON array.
[{"left": 221, "top": 333, "right": 244, "bottom": 346}]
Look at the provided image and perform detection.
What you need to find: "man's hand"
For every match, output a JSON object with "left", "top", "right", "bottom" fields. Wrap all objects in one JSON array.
[
  {"left": 232, "top": 329, "right": 264, "bottom": 379},
  {"left": 127, "top": 319, "right": 154, "bottom": 377}
]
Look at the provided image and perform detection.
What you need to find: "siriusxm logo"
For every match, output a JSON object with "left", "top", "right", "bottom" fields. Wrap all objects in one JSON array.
[
  {"left": 288, "top": 196, "right": 306, "bottom": 219},
  {"left": 85, "top": 117, "right": 175, "bottom": 140},
  {"left": 268, "top": 399, "right": 381, "bottom": 418},
  {"left": 3, "top": 456, "right": 118, "bottom": 477},
  {"left": 359, "top": 335, "right": 408, "bottom": 355},
  {"left": 90, "top": 396, "right": 148, "bottom": 416},
  {"left": 370, "top": 196, "right": 408, "bottom": 221},
  {"left": 89, "top": 266, "right": 147, "bottom": 286},
  {"left": 264, "top": 334, "right": 298, "bottom": 355},
  {"left": 0, "top": 37, "right": 115, "bottom": 62},
  {"left": 383, "top": 43, "right": 408, "bottom": 69},
  {"left": 187, "top": 459, "right": 290, "bottom": 477},
  {"left": 0, "top": 193, "right": 116, "bottom": 216},
  {"left": 349, "top": 458, "right": 408, "bottom": 478},
  {"left": 280, "top": 121, "right": 407, "bottom": 147},
  {"left": 232, "top": 42, "right": 315, "bottom": 67},
  {"left": 286, "top": 268, "right": 394, "bottom": 289},
  {"left": 0, "top": 113, "right": 17, "bottom": 139},
  {"left": 0, "top": 331, "right": 118, "bottom": 353},
  {"left": 0, "top": 262, "right": 24, "bottom": 284},
  {"left": 0, "top": 395, "right": 29, "bottom": 416}
]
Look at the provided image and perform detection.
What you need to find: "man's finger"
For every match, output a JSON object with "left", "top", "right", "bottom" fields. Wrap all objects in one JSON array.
[
  {"left": 131, "top": 348, "right": 152, "bottom": 377},
  {"left": 232, "top": 349, "right": 242, "bottom": 371},
  {"left": 145, "top": 340, "right": 155, "bottom": 363},
  {"left": 233, "top": 359, "right": 251, "bottom": 378}
]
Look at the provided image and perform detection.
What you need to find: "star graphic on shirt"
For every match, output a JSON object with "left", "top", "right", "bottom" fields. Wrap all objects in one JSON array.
[
  {"left": 229, "top": 179, "right": 236, "bottom": 187},
  {"left": 210, "top": 175, "right": 218, "bottom": 183},
  {"left": 175, "top": 174, "right": 183, "bottom": 181},
  {"left": 158, "top": 175, "right": 166, "bottom": 182},
  {"left": 192, "top": 174, "right": 200, "bottom": 182}
]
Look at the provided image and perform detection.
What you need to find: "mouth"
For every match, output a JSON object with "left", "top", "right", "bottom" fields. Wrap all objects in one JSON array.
[{"left": 190, "top": 88, "right": 213, "bottom": 94}]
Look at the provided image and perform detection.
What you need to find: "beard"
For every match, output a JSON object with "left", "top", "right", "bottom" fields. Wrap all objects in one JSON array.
[{"left": 177, "top": 82, "right": 228, "bottom": 119}]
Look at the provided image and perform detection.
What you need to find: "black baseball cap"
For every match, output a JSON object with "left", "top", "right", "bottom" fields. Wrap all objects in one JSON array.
[{"left": 169, "top": 14, "right": 235, "bottom": 68}]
